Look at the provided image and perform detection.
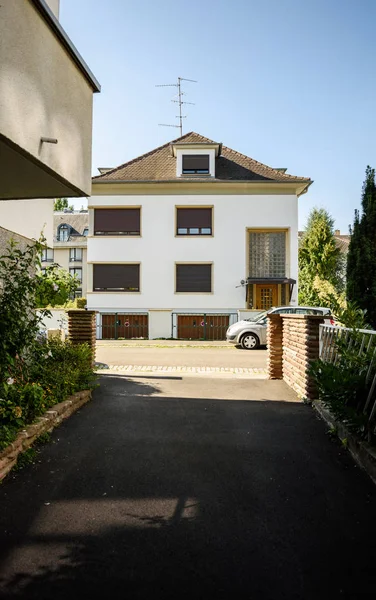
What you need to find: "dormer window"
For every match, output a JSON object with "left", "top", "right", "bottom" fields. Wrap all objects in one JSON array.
[
  {"left": 182, "top": 155, "right": 209, "bottom": 175},
  {"left": 58, "top": 224, "right": 70, "bottom": 241}
]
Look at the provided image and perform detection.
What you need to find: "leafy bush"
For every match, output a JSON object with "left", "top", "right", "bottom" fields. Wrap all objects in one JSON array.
[
  {"left": 27, "top": 338, "right": 96, "bottom": 403},
  {"left": 312, "top": 276, "right": 370, "bottom": 329},
  {"left": 0, "top": 340, "right": 96, "bottom": 449},
  {"left": 0, "top": 238, "right": 96, "bottom": 451},
  {"left": 311, "top": 332, "right": 376, "bottom": 440},
  {"left": 76, "top": 298, "right": 87, "bottom": 309},
  {"left": 0, "top": 239, "right": 78, "bottom": 381},
  {"left": 36, "top": 264, "right": 79, "bottom": 308}
]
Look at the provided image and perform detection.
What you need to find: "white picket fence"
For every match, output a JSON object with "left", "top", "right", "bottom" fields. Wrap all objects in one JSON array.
[{"left": 319, "top": 324, "right": 376, "bottom": 424}]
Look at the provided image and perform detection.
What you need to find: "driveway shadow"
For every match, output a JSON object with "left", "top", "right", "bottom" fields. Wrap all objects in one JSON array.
[{"left": 0, "top": 377, "right": 375, "bottom": 598}]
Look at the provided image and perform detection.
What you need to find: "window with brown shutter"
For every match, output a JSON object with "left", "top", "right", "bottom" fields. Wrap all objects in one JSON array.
[
  {"left": 93, "top": 264, "right": 140, "bottom": 292},
  {"left": 176, "top": 264, "right": 212, "bottom": 293},
  {"left": 176, "top": 208, "right": 212, "bottom": 235},
  {"left": 182, "top": 155, "right": 209, "bottom": 174},
  {"left": 94, "top": 209, "right": 140, "bottom": 235}
]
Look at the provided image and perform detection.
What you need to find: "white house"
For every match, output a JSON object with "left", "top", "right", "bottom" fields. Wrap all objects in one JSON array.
[{"left": 88, "top": 132, "right": 311, "bottom": 340}]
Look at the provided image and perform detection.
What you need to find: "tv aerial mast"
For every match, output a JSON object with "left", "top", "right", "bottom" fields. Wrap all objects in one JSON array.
[{"left": 156, "top": 76, "right": 197, "bottom": 136}]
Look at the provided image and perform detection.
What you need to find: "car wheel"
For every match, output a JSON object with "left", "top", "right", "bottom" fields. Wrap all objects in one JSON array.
[{"left": 240, "top": 333, "right": 259, "bottom": 350}]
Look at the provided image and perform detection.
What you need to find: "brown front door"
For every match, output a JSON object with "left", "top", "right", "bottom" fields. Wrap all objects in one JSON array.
[{"left": 255, "top": 284, "right": 278, "bottom": 310}]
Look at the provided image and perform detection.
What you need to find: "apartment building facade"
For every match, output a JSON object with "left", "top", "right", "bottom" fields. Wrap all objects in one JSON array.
[
  {"left": 41, "top": 212, "right": 89, "bottom": 298},
  {"left": 88, "top": 132, "right": 311, "bottom": 340}
]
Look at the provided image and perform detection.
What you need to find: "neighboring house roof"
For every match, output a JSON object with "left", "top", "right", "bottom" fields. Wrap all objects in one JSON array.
[
  {"left": 298, "top": 231, "right": 351, "bottom": 254},
  {"left": 0, "top": 226, "right": 34, "bottom": 252},
  {"left": 93, "top": 131, "right": 311, "bottom": 185},
  {"left": 54, "top": 212, "right": 89, "bottom": 236},
  {"left": 334, "top": 234, "right": 351, "bottom": 253},
  {"left": 0, "top": 227, "right": 36, "bottom": 279}
]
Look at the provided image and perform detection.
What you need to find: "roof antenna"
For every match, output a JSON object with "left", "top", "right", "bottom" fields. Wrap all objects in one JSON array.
[{"left": 156, "top": 77, "right": 197, "bottom": 136}]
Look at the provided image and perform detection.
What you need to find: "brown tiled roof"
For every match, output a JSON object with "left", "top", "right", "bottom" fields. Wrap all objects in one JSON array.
[
  {"left": 298, "top": 231, "right": 351, "bottom": 254},
  {"left": 334, "top": 234, "right": 351, "bottom": 253},
  {"left": 93, "top": 132, "right": 311, "bottom": 184}
]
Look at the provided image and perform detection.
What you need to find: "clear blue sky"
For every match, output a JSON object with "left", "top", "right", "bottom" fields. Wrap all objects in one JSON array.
[{"left": 60, "top": 0, "right": 376, "bottom": 232}]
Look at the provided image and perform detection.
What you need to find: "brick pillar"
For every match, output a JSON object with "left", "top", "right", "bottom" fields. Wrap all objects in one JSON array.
[
  {"left": 281, "top": 315, "right": 323, "bottom": 400},
  {"left": 267, "top": 313, "right": 283, "bottom": 379},
  {"left": 67, "top": 310, "right": 97, "bottom": 364}
]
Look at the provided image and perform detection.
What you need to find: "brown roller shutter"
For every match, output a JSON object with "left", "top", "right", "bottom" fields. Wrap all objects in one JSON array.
[
  {"left": 177, "top": 208, "right": 212, "bottom": 229},
  {"left": 93, "top": 264, "right": 140, "bottom": 291},
  {"left": 182, "top": 155, "right": 209, "bottom": 173},
  {"left": 176, "top": 264, "right": 212, "bottom": 293},
  {"left": 94, "top": 209, "right": 140, "bottom": 235}
]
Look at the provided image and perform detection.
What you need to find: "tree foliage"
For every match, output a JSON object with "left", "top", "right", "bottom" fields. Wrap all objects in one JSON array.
[
  {"left": 0, "top": 239, "right": 78, "bottom": 378},
  {"left": 298, "top": 208, "right": 344, "bottom": 306},
  {"left": 54, "top": 198, "right": 74, "bottom": 211},
  {"left": 36, "top": 264, "right": 79, "bottom": 308},
  {"left": 311, "top": 276, "right": 369, "bottom": 329},
  {"left": 347, "top": 166, "right": 376, "bottom": 328}
]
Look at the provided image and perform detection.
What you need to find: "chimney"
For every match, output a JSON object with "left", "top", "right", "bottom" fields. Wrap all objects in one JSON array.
[{"left": 335, "top": 229, "right": 340, "bottom": 235}]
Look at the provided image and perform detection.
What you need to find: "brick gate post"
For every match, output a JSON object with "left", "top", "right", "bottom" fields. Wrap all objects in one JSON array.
[
  {"left": 67, "top": 310, "right": 97, "bottom": 364},
  {"left": 267, "top": 313, "right": 283, "bottom": 379},
  {"left": 281, "top": 314, "right": 324, "bottom": 400}
]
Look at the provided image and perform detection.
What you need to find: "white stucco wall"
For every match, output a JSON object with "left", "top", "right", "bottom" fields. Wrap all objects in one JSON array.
[
  {"left": 38, "top": 309, "right": 67, "bottom": 332},
  {"left": 0, "top": 198, "right": 54, "bottom": 245},
  {"left": 0, "top": 0, "right": 94, "bottom": 196},
  {"left": 148, "top": 310, "right": 174, "bottom": 339},
  {"left": 87, "top": 194, "right": 298, "bottom": 317}
]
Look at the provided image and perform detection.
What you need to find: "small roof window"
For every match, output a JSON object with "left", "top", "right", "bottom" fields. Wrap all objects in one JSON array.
[{"left": 182, "top": 154, "right": 209, "bottom": 175}]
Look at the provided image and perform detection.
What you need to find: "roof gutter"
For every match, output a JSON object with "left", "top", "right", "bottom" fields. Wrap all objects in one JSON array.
[
  {"left": 92, "top": 178, "right": 313, "bottom": 186},
  {"left": 297, "top": 180, "right": 313, "bottom": 197},
  {"left": 31, "top": 0, "right": 101, "bottom": 92}
]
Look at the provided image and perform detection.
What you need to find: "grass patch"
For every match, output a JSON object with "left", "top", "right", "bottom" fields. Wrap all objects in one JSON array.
[{"left": 14, "top": 447, "right": 38, "bottom": 471}]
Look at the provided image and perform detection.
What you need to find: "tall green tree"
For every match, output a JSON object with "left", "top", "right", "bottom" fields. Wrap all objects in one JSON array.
[
  {"left": 54, "top": 198, "right": 74, "bottom": 211},
  {"left": 298, "top": 208, "right": 344, "bottom": 305},
  {"left": 347, "top": 166, "right": 376, "bottom": 328}
]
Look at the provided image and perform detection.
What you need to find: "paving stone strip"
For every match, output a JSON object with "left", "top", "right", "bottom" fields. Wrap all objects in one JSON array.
[{"left": 97, "top": 364, "right": 267, "bottom": 375}]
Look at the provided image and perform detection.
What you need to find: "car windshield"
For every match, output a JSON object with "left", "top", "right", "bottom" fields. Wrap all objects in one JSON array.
[{"left": 245, "top": 311, "right": 268, "bottom": 322}]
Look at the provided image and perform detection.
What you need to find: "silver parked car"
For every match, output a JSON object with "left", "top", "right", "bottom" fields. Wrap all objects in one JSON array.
[{"left": 226, "top": 306, "right": 333, "bottom": 350}]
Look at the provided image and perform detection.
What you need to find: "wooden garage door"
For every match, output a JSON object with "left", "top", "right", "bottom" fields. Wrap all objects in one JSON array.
[
  {"left": 177, "top": 315, "right": 229, "bottom": 340},
  {"left": 101, "top": 314, "right": 148, "bottom": 339}
]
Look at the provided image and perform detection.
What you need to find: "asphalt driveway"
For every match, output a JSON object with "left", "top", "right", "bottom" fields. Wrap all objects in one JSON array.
[{"left": 0, "top": 374, "right": 375, "bottom": 599}]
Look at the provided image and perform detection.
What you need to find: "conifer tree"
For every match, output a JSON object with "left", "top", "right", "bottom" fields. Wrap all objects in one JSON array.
[
  {"left": 347, "top": 166, "right": 376, "bottom": 328},
  {"left": 299, "top": 208, "right": 344, "bottom": 305}
]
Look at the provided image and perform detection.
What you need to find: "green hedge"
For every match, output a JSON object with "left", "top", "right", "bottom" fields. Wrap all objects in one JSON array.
[{"left": 0, "top": 339, "right": 96, "bottom": 450}]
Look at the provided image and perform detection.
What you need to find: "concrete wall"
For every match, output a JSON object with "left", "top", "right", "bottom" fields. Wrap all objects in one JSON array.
[
  {"left": 0, "top": 0, "right": 94, "bottom": 195},
  {"left": 45, "top": 0, "right": 60, "bottom": 18},
  {"left": 149, "top": 310, "right": 173, "bottom": 339},
  {"left": 87, "top": 193, "right": 298, "bottom": 315},
  {"left": 38, "top": 309, "right": 68, "bottom": 332},
  {"left": 0, "top": 198, "right": 53, "bottom": 246}
]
